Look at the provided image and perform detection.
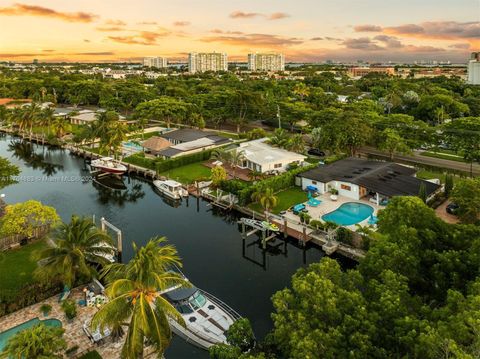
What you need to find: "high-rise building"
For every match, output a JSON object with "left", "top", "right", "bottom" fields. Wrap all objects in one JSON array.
[
  {"left": 467, "top": 52, "right": 480, "bottom": 85},
  {"left": 248, "top": 53, "right": 285, "bottom": 72},
  {"left": 143, "top": 57, "right": 168, "bottom": 68},
  {"left": 188, "top": 52, "right": 228, "bottom": 73}
]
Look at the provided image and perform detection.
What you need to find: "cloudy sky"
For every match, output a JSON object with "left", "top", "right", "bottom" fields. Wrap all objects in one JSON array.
[{"left": 0, "top": 0, "right": 478, "bottom": 63}]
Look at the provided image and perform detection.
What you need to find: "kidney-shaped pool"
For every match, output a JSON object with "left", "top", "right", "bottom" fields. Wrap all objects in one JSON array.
[{"left": 322, "top": 202, "right": 374, "bottom": 226}]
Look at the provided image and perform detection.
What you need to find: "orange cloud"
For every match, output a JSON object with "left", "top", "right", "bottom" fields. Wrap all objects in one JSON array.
[
  {"left": 105, "top": 19, "right": 126, "bottom": 26},
  {"left": 0, "top": 3, "right": 97, "bottom": 23},
  {"left": 354, "top": 24, "right": 382, "bottom": 32},
  {"left": 96, "top": 26, "right": 124, "bottom": 32},
  {"left": 384, "top": 21, "right": 479, "bottom": 40},
  {"left": 268, "top": 12, "right": 290, "bottom": 20},
  {"left": 108, "top": 30, "right": 170, "bottom": 45},
  {"left": 173, "top": 21, "right": 190, "bottom": 26},
  {"left": 229, "top": 11, "right": 261, "bottom": 19},
  {"left": 201, "top": 33, "right": 303, "bottom": 47},
  {"left": 229, "top": 10, "right": 291, "bottom": 21}
]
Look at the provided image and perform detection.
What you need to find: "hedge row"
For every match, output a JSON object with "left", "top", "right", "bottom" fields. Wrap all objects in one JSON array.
[
  {"left": 123, "top": 149, "right": 215, "bottom": 173},
  {"left": 123, "top": 153, "right": 157, "bottom": 170},
  {"left": 155, "top": 149, "right": 214, "bottom": 173},
  {"left": 237, "top": 164, "right": 317, "bottom": 206}
]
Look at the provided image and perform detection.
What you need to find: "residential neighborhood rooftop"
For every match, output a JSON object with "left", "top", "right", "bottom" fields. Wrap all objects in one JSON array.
[{"left": 299, "top": 157, "right": 440, "bottom": 197}]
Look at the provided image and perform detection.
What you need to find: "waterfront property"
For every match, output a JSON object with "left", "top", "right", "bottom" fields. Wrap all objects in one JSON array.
[
  {"left": 236, "top": 138, "right": 307, "bottom": 174},
  {"left": 157, "top": 129, "right": 232, "bottom": 158},
  {"left": 299, "top": 157, "right": 441, "bottom": 206},
  {"left": 0, "top": 288, "right": 125, "bottom": 359}
]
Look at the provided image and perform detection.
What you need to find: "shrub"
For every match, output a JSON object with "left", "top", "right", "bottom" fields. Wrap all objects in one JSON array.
[
  {"left": 336, "top": 227, "right": 353, "bottom": 245},
  {"left": 0, "top": 279, "right": 63, "bottom": 316},
  {"left": 237, "top": 164, "right": 316, "bottom": 206},
  {"left": 123, "top": 153, "right": 157, "bottom": 170},
  {"left": 156, "top": 149, "right": 214, "bottom": 172},
  {"left": 218, "top": 179, "right": 249, "bottom": 195},
  {"left": 61, "top": 299, "right": 77, "bottom": 320},
  {"left": 40, "top": 303, "right": 52, "bottom": 316},
  {"left": 78, "top": 350, "right": 103, "bottom": 359}
]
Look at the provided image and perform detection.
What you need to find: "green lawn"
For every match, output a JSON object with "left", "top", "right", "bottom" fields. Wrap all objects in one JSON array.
[
  {"left": 420, "top": 151, "right": 467, "bottom": 163},
  {"left": 249, "top": 187, "right": 308, "bottom": 214},
  {"left": 160, "top": 162, "right": 211, "bottom": 184},
  {"left": 0, "top": 239, "right": 47, "bottom": 294}
]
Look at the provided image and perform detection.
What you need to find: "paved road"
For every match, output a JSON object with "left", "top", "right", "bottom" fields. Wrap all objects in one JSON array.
[{"left": 359, "top": 146, "right": 480, "bottom": 176}]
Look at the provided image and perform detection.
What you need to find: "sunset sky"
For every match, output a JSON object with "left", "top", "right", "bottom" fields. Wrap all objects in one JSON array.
[{"left": 0, "top": 0, "right": 478, "bottom": 63}]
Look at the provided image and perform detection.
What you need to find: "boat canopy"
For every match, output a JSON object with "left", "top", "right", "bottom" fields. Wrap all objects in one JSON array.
[
  {"left": 163, "top": 180, "right": 182, "bottom": 188},
  {"left": 165, "top": 286, "right": 198, "bottom": 302}
]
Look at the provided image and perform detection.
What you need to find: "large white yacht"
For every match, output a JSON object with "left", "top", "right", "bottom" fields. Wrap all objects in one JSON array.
[
  {"left": 153, "top": 179, "right": 188, "bottom": 200},
  {"left": 163, "top": 285, "right": 241, "bottom": 349}
]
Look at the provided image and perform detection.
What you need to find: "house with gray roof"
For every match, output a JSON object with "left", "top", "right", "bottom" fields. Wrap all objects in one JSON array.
[{"left": 299, "top": 157, "right": 440, "bottom": 205}]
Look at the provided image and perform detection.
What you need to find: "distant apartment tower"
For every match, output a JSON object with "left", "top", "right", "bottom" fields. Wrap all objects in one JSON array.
[
  {"left": 143, "top": 57, "right": 168, "bottom": 68},
  {"left": 248, "top": 53, "right": 285, "bottom": 72},
  {"left": 467, "top": 52, "right": 480, "bottom": 85},
  {"left": 188, "top": 52, "right": 228, "bottom": 73}
]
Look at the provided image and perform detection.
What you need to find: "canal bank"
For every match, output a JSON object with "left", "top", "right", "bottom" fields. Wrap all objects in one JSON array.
[{"left": 0, "top": 135, "right": 357, "bottom": 358}]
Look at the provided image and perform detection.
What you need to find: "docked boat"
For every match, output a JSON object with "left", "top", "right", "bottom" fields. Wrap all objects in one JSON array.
[
  {"left": 261, "top": 221, "right": 279, "bottom": 232},
  {"left": 90, "top": 157, "right": 127, "bottom": 175},
  {"left": 153, "top": 179, "right": 188, "bottom": 200},
  {"left": 163, "top": 285, "right": 242, "bottom": 349}
]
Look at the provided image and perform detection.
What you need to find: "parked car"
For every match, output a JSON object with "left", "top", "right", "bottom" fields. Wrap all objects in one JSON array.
[
  {"left": 307, "top": 148, "right": 326, "bottom": 157},
  {"left": 446, "top": 202, "right": 459, "bottom": 215}
]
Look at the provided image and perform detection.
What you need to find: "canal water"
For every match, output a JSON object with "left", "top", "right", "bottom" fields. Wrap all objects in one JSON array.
[{"left": 0, "top": 135, "right": 349, "bottom": 358}]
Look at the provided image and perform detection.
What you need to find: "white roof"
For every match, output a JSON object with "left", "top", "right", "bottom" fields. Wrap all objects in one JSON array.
[
  {"left": 238, "top": 138, "right": 306, "bottom": 165},
  {"left": 171, "top": 137, "right": 216, "bottom": 151}
]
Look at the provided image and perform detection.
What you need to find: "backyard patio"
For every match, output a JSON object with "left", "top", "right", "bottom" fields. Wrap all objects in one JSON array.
[{"left": 0, "top": 287, "right": 151, "bottom": 359}]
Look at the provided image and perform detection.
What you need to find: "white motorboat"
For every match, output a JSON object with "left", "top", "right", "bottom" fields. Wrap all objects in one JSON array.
[
  {"left": 163, "top": 285, "right": 242, "bottom": 349},
  {"left": 91, "top": 157, "right": 127, "bottom": 175},
  {"left": 153, "top": 179, "right": 188, "bottom": 200}
]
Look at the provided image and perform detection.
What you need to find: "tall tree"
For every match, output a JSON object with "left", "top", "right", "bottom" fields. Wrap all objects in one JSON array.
[
  {"left": 92, "top": 237, "right": 189, "bottom": 358},
  {"left": 34, "top": 216, "right": 114, "bottom": 287}
]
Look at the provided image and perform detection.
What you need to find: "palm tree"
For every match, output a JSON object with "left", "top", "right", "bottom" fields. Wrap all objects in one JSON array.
[
  {"left": 247, "top": 170, "right": 263, "bottom": 182},
  {"left": 251, "top": 188, "right": 278, "bottom": 216},
  {"left": 269, "top": 128, "right": 290, "bottom": 149},
  {"left": 1, "top": 323, "right": 66, "bottom": 359},
  {"left": 39, "top": 107, "right": 55, "bottom": 143},
  {"left": 229, "top": 150, "right": 245, "bottom": 179},
  {"left": 51, "top": 115, "right": 69, "bottom": 139},
  {"left": 211, "top": 148, "right": 232, "bottom": 164},
  {"left": 35, "top": 216, "right": 115, "bottom": 287},
  {"left": 292, "top": 82, "right": 310, "bottom": 101},
  {"left": 286, "top": 134, "right": 305, "bottom": 153},
  {"left": 91, "top": 237, "right": 189, "bottom": 358}
]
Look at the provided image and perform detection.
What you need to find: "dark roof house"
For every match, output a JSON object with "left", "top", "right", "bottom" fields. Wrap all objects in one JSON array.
[{"left": 299, "top": 157, "right": 440, "bottom": 197}]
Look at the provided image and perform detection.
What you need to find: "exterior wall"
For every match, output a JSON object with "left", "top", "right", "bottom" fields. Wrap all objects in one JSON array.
[
  {"left": 301, "top": 178, "right": 327, "bottom": 194},
  {"left": 188, "top": 53, "right": 228, "bottom": 73},
  {"left": 143, "top": 57, "right": 168, "bottom": 68},
  {"left": 248, "top": 159, "right": 301, "bottom": 173},
  {"left": 301, "top": 177, "right": 360, "bottom": 200},
  {"left": 248, "top": 53, "right": 285, "bottom": 72},
  {"left": 467, "top": 60, "right": 480, "bottom": 85}
]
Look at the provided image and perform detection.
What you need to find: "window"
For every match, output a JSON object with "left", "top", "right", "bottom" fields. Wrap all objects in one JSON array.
[
  {"left": 341, "top": 184, "right": 351, "bottom": 191},
  {"left": 274, "top": 163, "right": 282, "bottom": 168},
  {"left": 312, "top": 181, "right": 317, "bottom": 185}
]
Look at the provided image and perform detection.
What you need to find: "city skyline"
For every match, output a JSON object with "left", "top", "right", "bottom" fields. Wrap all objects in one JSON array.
[{"left": 0, "top": 0, "right": 479, "bottom": 63}]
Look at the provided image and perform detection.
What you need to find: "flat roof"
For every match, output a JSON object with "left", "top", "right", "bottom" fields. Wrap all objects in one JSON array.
[
  {"left": 160, "top": 129, "right": 216, "bottom": 143},
  {"left": 299, "top": 157, "right": 440, "bottom": 197}
]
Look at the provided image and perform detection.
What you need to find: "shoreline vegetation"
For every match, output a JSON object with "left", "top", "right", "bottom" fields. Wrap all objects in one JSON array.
[{"left": 0, "top": 68, "right": 479, "bottom": 358}]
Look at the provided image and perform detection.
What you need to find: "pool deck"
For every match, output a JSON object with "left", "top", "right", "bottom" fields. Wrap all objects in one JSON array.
[
  {"left": 0, "top": 287, "right": 157, "bottom": 358},
  {"left": 282, "top": 193, "right": 384, "bottom": 231}
]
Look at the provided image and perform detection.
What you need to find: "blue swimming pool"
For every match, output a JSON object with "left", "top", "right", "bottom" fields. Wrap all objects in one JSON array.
[
  {"left": 0, "top": 317, "right": 62, "bottom": 351},
  {"left": 322, "top": 202, "right": 374, "bottom": 226}
]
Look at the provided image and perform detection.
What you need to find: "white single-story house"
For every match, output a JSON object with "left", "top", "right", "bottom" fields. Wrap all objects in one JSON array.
[
  {"left": 299, "top": 157, "right": 440, "bottom": 205},
  {"left": 236, "top": 138, "right": 306, "bottom": 174}
]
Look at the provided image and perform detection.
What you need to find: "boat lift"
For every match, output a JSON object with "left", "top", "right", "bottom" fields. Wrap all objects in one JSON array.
[{"left": 238, "top": 217, "right": 278, "bottom": 249}]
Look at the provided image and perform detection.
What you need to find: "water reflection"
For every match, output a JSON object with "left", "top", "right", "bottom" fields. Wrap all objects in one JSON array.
[
  {"left": 93, "top": 176, "right": 145, "bottom": 206},
  {"left": 8, "top": 140, "right": 63, "bottom": 176}
]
